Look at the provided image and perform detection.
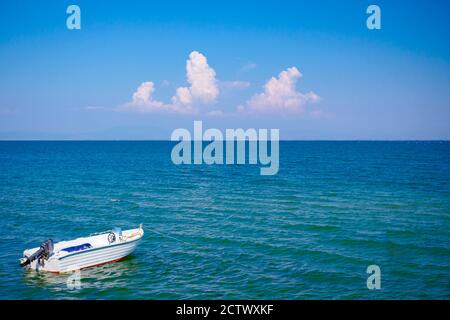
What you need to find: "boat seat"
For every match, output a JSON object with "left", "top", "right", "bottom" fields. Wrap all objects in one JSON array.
[{"left": 61, "top": 243, "right": 92, "bottom": 253}]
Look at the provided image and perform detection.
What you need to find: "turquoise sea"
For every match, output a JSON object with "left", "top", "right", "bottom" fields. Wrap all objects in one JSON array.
[{"left": 0, "top": 141, "right": 449, "bottom": 299}]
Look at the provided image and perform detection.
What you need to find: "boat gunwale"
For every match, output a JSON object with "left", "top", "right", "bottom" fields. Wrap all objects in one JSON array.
[{"left": 57, "top": 235, "right": 142, "bottom": 261}]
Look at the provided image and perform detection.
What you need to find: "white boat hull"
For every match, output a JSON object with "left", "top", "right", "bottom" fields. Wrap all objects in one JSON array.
[{"left": 56, "top": 238, "right": 141, "bottom": 273}]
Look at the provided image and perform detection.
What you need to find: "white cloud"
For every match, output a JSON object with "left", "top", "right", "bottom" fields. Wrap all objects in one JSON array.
[
  {"left": 117, "top": 55, "right": 321, "bottom": 117},
  {"left": 119, "top": 51, "right": 218, "bottom": 114},
  {"left": 206, "top": 110, "right": 225, "bottom": 117},
  {"left": 171, "top": 87, "right": 192, "bottom": 105},
  {"left": 242, "top": 67, "right": 320, "bottom": 114},
  {"left": 132, "top": 82, "right": 157, "bottom": 105},
  {"left": 118, "top": 81, "right": 165, "bottom": 113},
  {"left": 241, "top": 62, "right": 257, "bottom": 72},
  {"left": 220, "top": 80, "right": 251, "bottom": 90},
  {"left": 84, "top": 106, "right": 106, "bottom": 111},
  {"left": 172, "top": 51, "right": 219, "bottom": 106}
]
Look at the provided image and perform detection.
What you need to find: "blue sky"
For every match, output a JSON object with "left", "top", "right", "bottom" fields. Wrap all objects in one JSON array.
[{"left": 0, "top": 0, "right": 449, "bottom": 139}]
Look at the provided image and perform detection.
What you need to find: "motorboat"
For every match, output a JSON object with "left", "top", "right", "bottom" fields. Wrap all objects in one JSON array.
[{"left": 19, "top": 224, "right": 144, "bottom": 273}]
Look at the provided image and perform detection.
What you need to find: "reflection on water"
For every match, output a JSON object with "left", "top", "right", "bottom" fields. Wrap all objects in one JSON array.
[{"left": 22, "top": 255, "right": 139, "bottom": 298}]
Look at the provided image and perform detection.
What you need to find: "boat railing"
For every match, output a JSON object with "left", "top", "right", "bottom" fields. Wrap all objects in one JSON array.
[{"left": 89, "top": 230, "right": 113, "bottom": 237}]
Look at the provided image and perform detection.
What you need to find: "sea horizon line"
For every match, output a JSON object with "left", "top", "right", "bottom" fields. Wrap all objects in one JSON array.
[{"left": 0, "top": 139, "right": 449, "bottom": 142}]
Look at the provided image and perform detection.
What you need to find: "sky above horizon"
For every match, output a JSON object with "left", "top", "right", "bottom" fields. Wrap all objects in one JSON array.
[{"left": 0, "top": 0, "right": 449, "bottom": 140}]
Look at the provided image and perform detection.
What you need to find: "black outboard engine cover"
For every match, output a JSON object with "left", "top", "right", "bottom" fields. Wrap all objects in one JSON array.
[
  {"left": 20, "top": 239, "right": 54, "bottom": 267},
  {"left": 40, "top": 239, "right": 54, "bottom": 259}
]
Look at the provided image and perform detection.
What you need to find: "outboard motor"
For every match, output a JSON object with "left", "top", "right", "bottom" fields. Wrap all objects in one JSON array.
[{"left": 19, "top": 239, "right": 54, "bottom": 267}]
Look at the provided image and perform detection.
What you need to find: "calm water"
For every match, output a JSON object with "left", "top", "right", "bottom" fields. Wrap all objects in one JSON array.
[{"left": 0, "top": 141, "right": 449, "bottom": 299}]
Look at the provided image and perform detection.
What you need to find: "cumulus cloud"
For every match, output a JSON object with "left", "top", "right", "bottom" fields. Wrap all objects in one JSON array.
[
  {"left": 117, "top": 54, "right": 321, "bottom": 117},
  {"left": 117, "top": 81, "right": 165, "bottom": 113},
  {"left": 171, "top": 87, "right": 193, "bottom": 105},
  {"left": 171, "top": 51, "right": 219, "bottom": 107},
  {"left": 242, "top": 67, "right": 320, "bottom": 114},
  {"left": 119, "top": 51, "right": 218, "bottom": 114}
]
